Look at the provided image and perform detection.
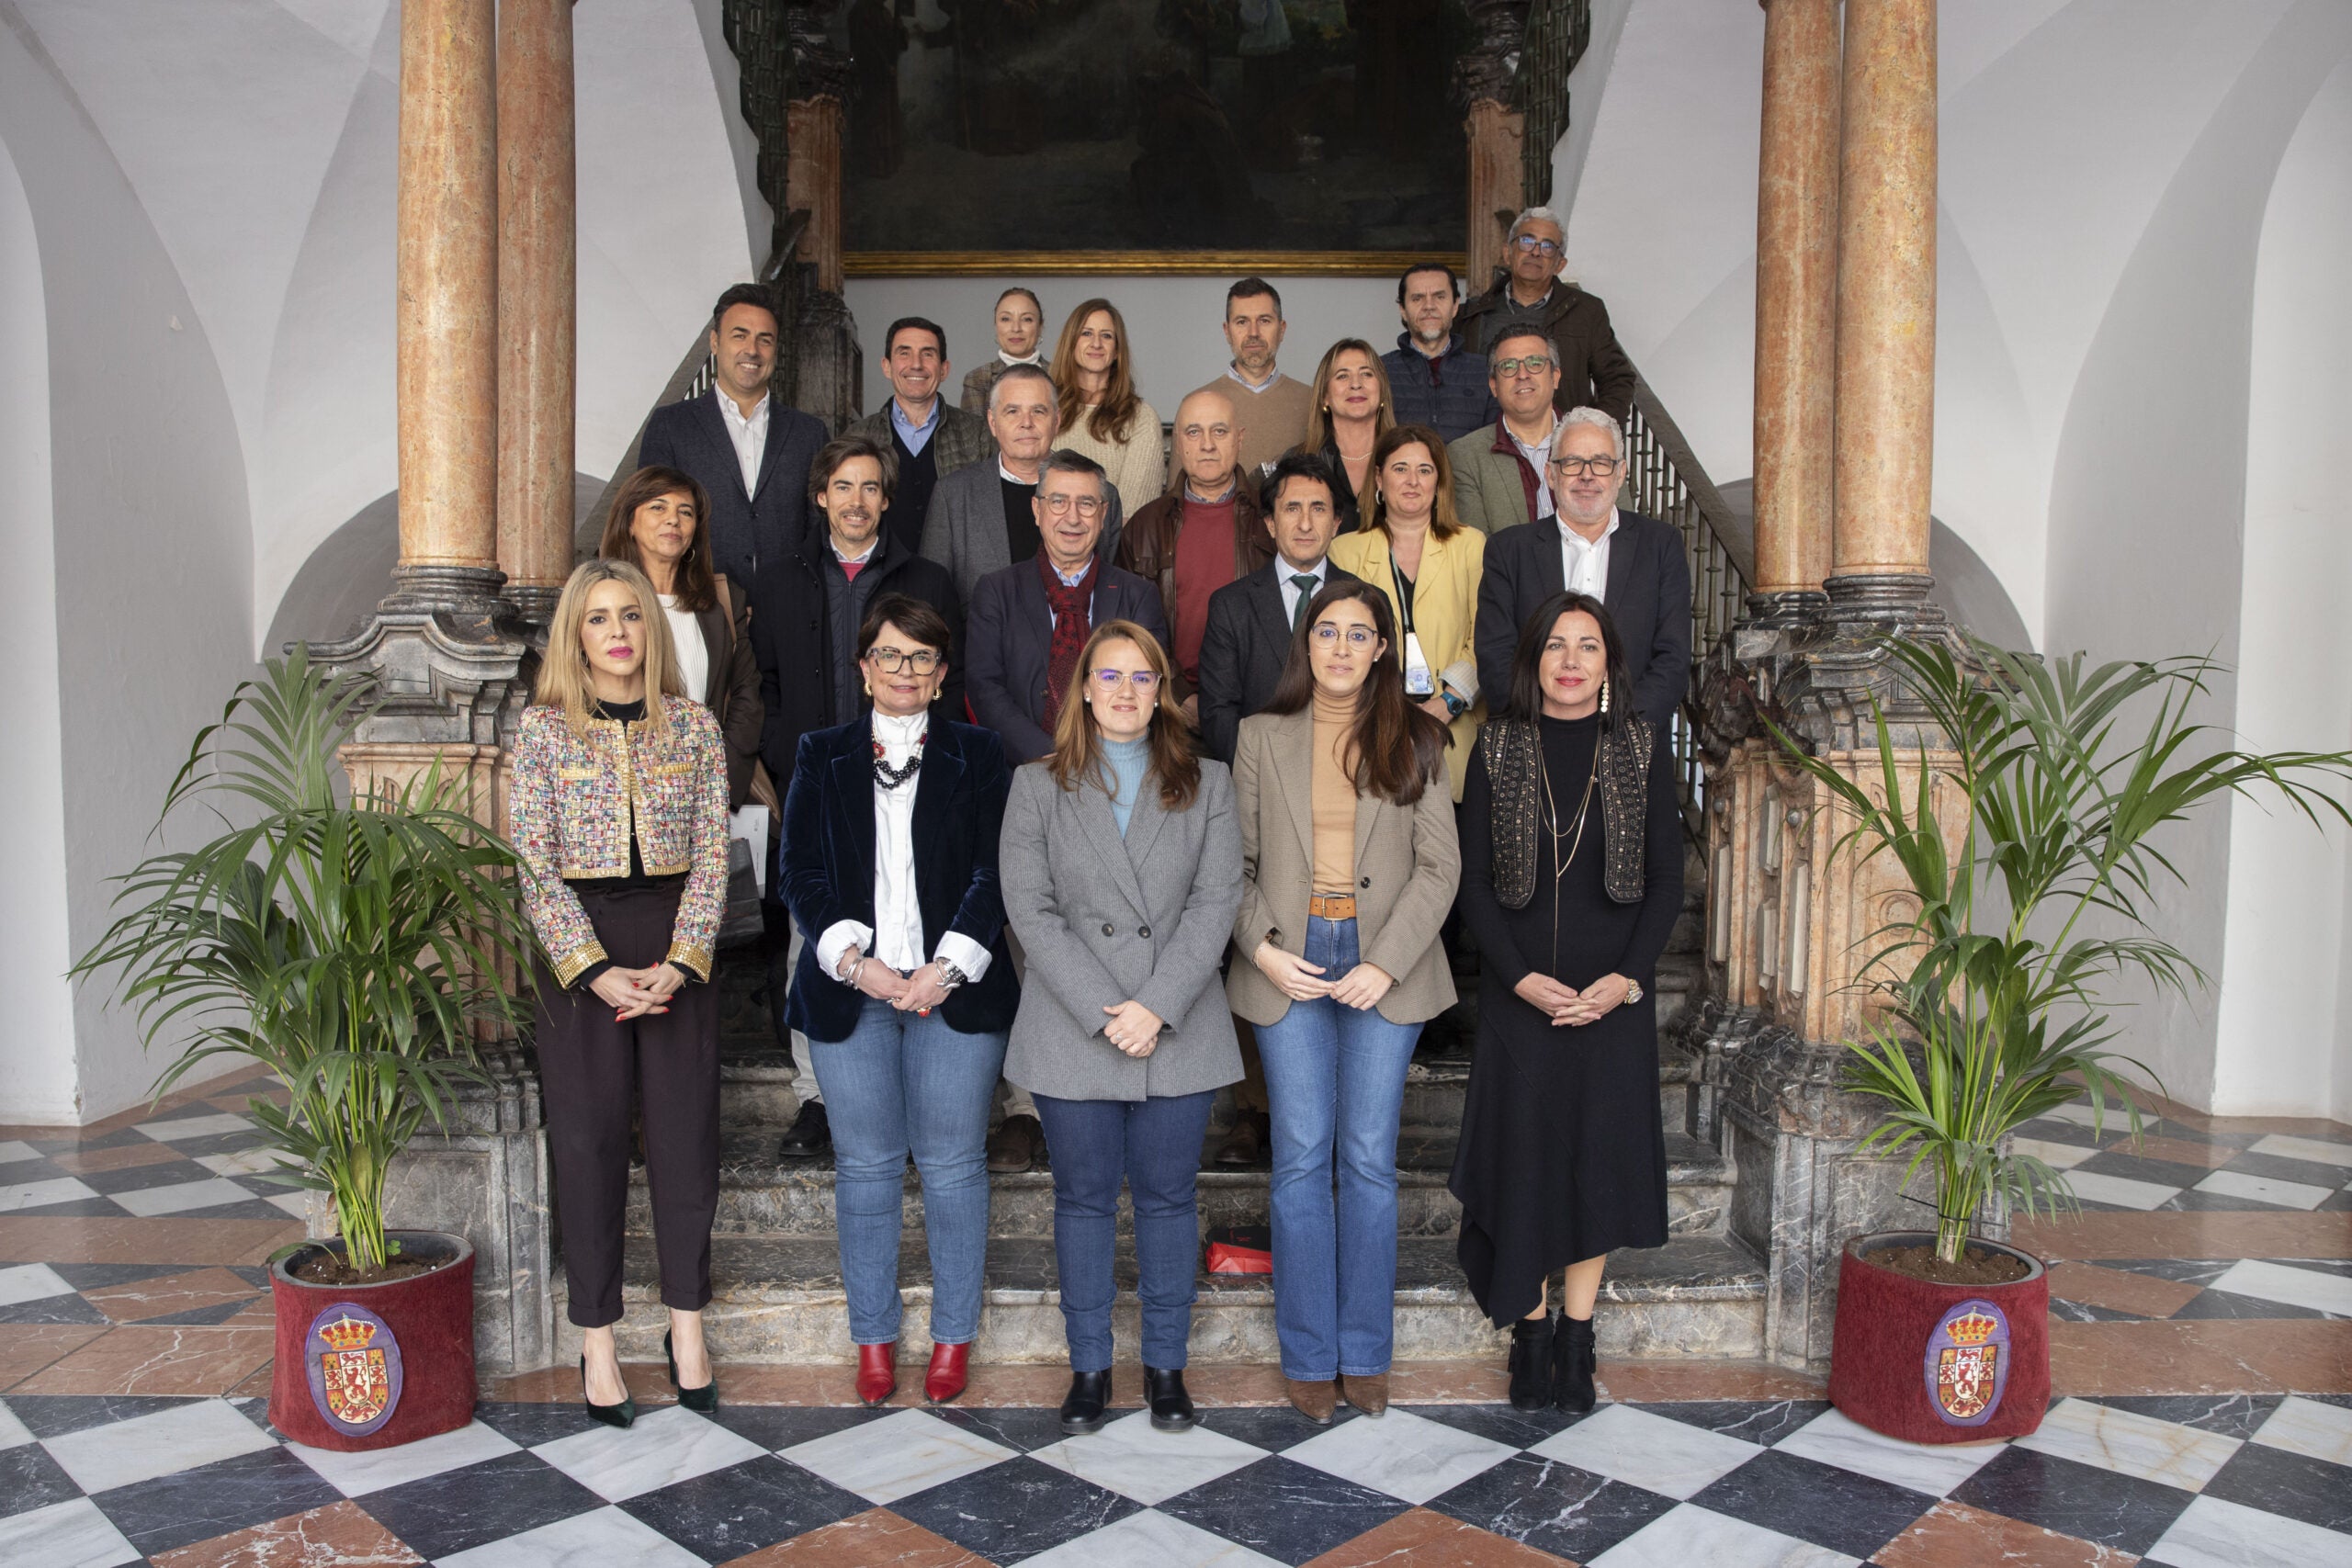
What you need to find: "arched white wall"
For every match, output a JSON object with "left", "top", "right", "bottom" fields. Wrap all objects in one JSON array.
[{"left": 2211, "top": 59, "right": 2352, "bottom": 1120}]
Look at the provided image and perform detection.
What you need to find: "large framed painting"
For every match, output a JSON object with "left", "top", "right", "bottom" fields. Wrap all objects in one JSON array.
[{"left": 837, "top": 0, "right": 1475, "bottom": 274}]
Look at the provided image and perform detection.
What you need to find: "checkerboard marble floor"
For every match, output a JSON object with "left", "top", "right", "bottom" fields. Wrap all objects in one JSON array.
[{"left": 0, "top": 1069, "right": 2346, "bottom": 1565}]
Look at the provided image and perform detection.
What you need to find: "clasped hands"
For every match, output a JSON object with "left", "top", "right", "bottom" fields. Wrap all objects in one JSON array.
[
  {"left": 837, "top": 947, "right": 956, "bottom": 1013},
  {"left": 1101, "top": 998, "right": 1164, "bottom": 1057},
  {"left": 1253, "top": 942, "right": 1395, "bottom": 1010},
  {"left": 589, "top": 962, "right": 685, "bottom": 1021},
  {"left": 1515, "top": 971, "right": 1632, "bottom": 1028}
]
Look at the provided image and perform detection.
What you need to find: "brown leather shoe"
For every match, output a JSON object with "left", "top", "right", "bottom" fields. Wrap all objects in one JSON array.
[
  {"left": 1285, "top": 1377, "right": 1337, "bottom": 1425},
  {"left": 988, "top": 1113, "right": 1044, "bottom": 1173},
  {"left": 1216, "top": 1111, "right": 1270, "bottom": 1168},
  {"left": 1338, "top": 1372, "right": 1388, "bottom": 1416}
]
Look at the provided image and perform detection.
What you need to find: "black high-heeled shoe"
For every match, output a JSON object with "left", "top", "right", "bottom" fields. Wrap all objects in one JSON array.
[
  {"left": 582, "top": 1353, "right": 636, "bottom": 1428},
  {"left": 666, "top": 1329, "right": 718, "bottom": 1414}
]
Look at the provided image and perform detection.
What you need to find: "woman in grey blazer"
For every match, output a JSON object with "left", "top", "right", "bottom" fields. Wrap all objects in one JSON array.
[{"left": 1000, "top": 620, "right": 1243, "bottom": 1438}]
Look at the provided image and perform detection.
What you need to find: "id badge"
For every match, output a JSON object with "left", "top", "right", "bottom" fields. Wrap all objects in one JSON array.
[{"left": 1403, "top": 631, "right": 1434, "bottom": 696}]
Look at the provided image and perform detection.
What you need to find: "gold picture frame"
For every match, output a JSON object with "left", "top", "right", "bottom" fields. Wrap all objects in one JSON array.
[{"left": 844, "top": 251, "right": 1467, "bottom": 279}]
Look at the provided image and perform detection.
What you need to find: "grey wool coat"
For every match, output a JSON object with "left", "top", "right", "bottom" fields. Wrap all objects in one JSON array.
[{"left": 999, "top": 757, "right": 1245, "bottom": 1102}]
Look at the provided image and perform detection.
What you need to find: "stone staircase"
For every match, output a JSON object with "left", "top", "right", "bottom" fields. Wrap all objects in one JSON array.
[{"left": 566, "top": 846, "right": 1769, "bottom": 1366}]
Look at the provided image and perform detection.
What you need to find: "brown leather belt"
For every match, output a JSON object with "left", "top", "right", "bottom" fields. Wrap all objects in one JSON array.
[{"left": 1307, "top": 894, "right": 1358, "bottom": 919}]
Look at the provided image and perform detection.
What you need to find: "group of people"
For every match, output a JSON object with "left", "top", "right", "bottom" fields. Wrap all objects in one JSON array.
[{"left": 503, "top": 203, "right": 1691, "bottom": 1438}]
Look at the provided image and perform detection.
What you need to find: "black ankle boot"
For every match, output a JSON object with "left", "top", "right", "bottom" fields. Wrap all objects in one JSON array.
[
  {"left": 1554, "top": 1314, "right": 1597, "bottom": 1415},
  {"left": 1059, "top": 1369, "right": 1111, "bottom": 1435},
  {"left": 1144, "top": 1366, "right": 1195, "bottom": 1432},
  {"left": 1508, "top": 1313, "right": 1556, "bottom": 1412}
]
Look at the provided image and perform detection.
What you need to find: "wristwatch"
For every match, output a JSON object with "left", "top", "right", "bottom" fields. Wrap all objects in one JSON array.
[
  {"left": 1623, "top": 977, "right": 1644, "bottom": 1004},
  {"left": 1442, "top": 689, "right": 1468, "bottom": 719}
]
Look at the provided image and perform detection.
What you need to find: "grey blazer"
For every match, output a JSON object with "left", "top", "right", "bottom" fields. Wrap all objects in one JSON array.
[
  {"left": 918, "top": 460, "right": 1126, "bottom": 609},
  {"left": 999, "top": 759, "right": 1244, "bottom": 1102}
]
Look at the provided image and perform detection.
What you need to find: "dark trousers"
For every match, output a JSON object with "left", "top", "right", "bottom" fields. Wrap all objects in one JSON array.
[
  {"left": 1034, "top": 1089, "right": 1216, "bottom": 1372},
  {"left": 536, "top": 884, "right": 719, "bottom": 1328}
]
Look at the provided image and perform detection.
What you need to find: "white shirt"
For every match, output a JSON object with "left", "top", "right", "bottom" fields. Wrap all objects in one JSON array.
[
  {"left": 1509, "top": 413, "right": 1558, "bottom": 521},
  {"left": 814, "top": 709, "right": 994, "bottom": 984},
  {"left": 1560, "top": 509, "right": 1620, "bottom": 601},
  {"left": 1277, "top": 556, "right": 1329, "bottom": 626},
  {"left": 1227, "top": 363, "right": 1282, "bottom": 395},
  {"left": 657, "top": 594, "right": 709, "bottom": 704},
  {"left": 716, "top": 389, "right": 771, "bottom": 499},
  {"left": 999, "top": 349, "right": 1043, "bottom": 368}
]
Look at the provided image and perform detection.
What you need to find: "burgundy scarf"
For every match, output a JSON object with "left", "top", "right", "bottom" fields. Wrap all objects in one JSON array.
[{"left": 1039, "top": 549, "right": 1099, "bottom": 728}]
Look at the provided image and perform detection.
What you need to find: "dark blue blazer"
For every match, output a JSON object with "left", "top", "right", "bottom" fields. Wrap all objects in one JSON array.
[
  {"left": 780, "top": 716, "right": 1019, "bottom": 1042},
  {"left": 639, "top": 388, "right": 829, "bottom": 586},
  {"left": 966, "top": 558, "right": 1170, "bottom": 765},
  {"left": 1473, "top": 510, "right": 1692, "bottom": 733}
]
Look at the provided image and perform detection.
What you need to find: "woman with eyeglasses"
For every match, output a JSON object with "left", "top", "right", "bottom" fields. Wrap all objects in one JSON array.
[
  {"left": 1228, "top": 581, "right": 1459, "bottom": 1424},
  {"left": 778, "top": 593, "right": 1019, "bottom": 1408},
  {"left": 1000, "top": 621, "right": 1243, "bottom": 1436}
]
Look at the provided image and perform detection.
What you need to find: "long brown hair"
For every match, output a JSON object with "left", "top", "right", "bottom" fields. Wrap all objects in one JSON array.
[
  {"left": 1300, "top": 338, "right": 1396, "bottom": 457},
  {"left": 598, "top": 465, "right": 718, "bottom": 612},
  {"left": 1049, "top": 299, "right": 1145, "bottom": 445},
  {"left": 1361, "top": 423, "right": 1465, "bottom": 540},
  {"left": 535, "top": 559, "right": 685, "bottom": 738},
  {"left": 1262, "top": 581, "right": 1448, "bottom": 805},
  {"left": 1044, "top": 621, "right": 1202, "bottom": 812}
]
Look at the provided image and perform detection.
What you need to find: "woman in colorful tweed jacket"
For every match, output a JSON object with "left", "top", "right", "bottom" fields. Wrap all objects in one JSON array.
[{"left": 506, "top": 559, "right": 731, "bottom": 1429}]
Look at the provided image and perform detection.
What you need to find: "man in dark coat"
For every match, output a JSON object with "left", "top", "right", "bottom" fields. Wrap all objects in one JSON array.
[
  {"left": 1455, "top": 207, "right": 1637, "bottom": 425},
  {"left": 639, "top": 283, "right": 830, "bottom": 586},
  {"left": 1383, "top": 261, "right": 1500, "bottom": 444},
  {"left": 1474, "top": 409, "right": 1691, "bottom": 735}
]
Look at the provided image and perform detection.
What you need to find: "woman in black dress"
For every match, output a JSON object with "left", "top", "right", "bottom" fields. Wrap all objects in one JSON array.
[{"left": 1449, "top": 591, "right": 1683, "bottom": 1414}]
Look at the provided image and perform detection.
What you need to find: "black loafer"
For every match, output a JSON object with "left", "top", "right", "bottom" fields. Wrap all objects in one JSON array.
[
  {"left": 1144, "top": 1365, "right": 1195, "bottom": 1432},
  {"left": 778, "top": 1100, "right": 831, "bottom": 1159},
  {"left": 1059, "top": 1368, "right": 1111, "bottom": 1435}
]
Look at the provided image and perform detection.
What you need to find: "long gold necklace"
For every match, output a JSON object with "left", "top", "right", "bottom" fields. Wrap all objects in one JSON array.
[{"left": 1536, "top": 727, "right": 1602, "bottom": 976}]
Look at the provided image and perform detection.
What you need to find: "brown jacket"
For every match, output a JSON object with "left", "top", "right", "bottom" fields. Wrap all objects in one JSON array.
[
  {"left": 699, "top": 574, "right": 764, "bottom": 810},
  {"left": 1114, "top": 468, "right": 1274, "bottom": 699},
  {"left": 1455, "top": 277, "right": 1636, "bottom": 423},
  {"left": 1225, "top": 706, "right": 1461, "bottom": 1027}
]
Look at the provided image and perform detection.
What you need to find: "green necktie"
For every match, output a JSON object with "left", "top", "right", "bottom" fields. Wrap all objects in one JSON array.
[{"left": 1290, "top": 573, "right": 1318, "bottom": 633}]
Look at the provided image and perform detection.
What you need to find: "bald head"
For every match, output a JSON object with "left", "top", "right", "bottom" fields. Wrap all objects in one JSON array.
[{"left": 1173, "top": 388, "right": 1243, "bottom": 491}]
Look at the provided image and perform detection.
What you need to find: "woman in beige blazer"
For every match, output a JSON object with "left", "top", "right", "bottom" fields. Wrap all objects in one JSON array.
[
  {"left": 1329, "top": 424, "right": 1485, "bottom": 803},
  {"left": 1227, "top": 581, "right": 1460, "bottom": 1424}
]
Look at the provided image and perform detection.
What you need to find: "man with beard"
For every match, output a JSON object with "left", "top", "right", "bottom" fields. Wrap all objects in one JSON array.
[
  {"left": 1186, "top": 279, "right": 1312, "bottom": 478},
  {"left": 1383, "top": 262, "right": 1498, "bottom": 444}
]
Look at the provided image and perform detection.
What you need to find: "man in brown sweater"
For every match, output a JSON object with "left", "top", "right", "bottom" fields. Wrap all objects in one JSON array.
[{"left": 1187, "top": 277, "right": 1314, "bottom": 478}]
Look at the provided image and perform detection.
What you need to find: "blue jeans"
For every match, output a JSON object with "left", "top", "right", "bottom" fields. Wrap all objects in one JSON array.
[
  {"left": 1255, "top": 916, "right": 1423, "bottom": 1380},
  {"left": 1033, "top": 1089, "right": 1216, "bottom": 1373},
  {"left": 811, "top": 998, "right": 1006, "bottom": 1346}
]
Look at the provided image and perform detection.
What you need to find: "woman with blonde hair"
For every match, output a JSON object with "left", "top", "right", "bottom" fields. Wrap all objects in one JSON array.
[
  {"left": 1049, "top": 299, "right": 1166, "bottom": 518},
  {"left": 1289, "top": 338, "right": 1396, "bottom": 525},
  {"left": 507, "top": 558, "right": 732, "bottom": 1426},
  {"left": 1329, "top": 423, "right": 1486, "bottom": 800},
  {"left": 999, "top": 620, "right": 1243, "bottom": 1435}
]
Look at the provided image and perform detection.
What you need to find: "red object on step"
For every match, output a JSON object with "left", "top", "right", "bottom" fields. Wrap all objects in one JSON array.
[
  {"left": 1827, "top": 1231, "right": 2051, "bottom": 1444},
  {"left": 1205, "top": 1224, "right": 1273, "bottom": 1275},
  {"left": 856, "top": 1341, "right": 898, "bottom": 1406},
  {"left": 925, "top": 1340, "right": 970, "bottom": 1403}
]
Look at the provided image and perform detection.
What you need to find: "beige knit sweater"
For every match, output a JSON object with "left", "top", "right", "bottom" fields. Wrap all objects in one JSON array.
[{"left": 1054, "top": 400, "right": 1167, "bottom": 520}]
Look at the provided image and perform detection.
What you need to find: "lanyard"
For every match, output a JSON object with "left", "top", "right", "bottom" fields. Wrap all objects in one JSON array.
[{"left": 1388, "top": 548, "right": 1417, "bottom": 636}]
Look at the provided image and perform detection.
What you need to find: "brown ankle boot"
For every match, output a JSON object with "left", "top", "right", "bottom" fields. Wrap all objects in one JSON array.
[
  {"left": 1285, "top": 1377, "right": 1337, "bottom": 1425},
  {"left": 1338, "top": 1372, "right": 1389, "bottom": 1416}
]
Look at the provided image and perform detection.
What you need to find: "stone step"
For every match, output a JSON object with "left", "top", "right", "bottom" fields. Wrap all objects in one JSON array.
[
  {"left": 563, "top": 1231, "right": 1768, "bottom": 1365},
  {"left": 627, "top": 1126, "right": 1736, "bottom": 1244}
]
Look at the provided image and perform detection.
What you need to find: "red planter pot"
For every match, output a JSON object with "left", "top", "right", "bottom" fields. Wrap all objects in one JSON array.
[
  {"left": 268, "top": 1230, "right": 476, "bottom": 1451},
  {"left": 1826, "top": 1230, "right": 2050, "bottom": 1444}
]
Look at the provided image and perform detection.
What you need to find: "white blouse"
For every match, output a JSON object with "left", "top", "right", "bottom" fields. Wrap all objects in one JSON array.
[
  {"left": 814, "top": 709, "right": 994, "bottom": 986},
  {"left": 658, "top": 594, "right": 710, "bottom": 705}
]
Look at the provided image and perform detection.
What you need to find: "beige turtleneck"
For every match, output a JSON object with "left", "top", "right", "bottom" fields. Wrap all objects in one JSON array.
[{"left": 1310, "top": 693, "right": 1359, "bottom": 896}]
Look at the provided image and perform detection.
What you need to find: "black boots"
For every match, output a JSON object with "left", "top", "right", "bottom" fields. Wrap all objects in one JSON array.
[
  {"left": 1144, "top": 1366, "right": 1196, "bottom": 1432},
  {"left": 778, "top": 1100, "right": 831, "bottom": 1159},
  {"left": 1060, "top": 1369, "right": 1111, "bottom": 1435},
  {"left": 1508, "top": 1313, "right": 1555, "bottom": 1412},
  {"left": 1554, "top": 1314, "right": 1598, "bottom": 1414}
]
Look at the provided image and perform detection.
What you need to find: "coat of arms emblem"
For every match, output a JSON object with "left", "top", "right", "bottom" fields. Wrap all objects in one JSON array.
[
  {"left": 304, "top": 1301, "right": 404, "bottom": 1436},
  {"left": 1922, "top": 1299, "right": 2008, "bottom": 1426}
]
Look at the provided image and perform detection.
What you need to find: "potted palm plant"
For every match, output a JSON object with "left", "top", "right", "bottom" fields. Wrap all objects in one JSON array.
[
  {"left": 74, "top": 650, "right": 531, "bottom": 1451},
  {"left": 1771, "top": 636, "right": 2352, "bottom": 1442}
]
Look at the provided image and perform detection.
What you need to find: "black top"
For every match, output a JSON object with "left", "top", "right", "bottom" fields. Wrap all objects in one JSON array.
[
  {"left": 1000, "top": 474, "right": 1042, "bottom": 568},
  {"left": 884, "top": 427, "right": 941, "bottom": 559}
]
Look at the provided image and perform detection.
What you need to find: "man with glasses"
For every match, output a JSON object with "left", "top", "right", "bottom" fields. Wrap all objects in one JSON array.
[
  {"left": 751, "top": 434, "right": 968, "bottom": 1161},
  {"left": 1474, "top": 408, "right": 1691, "bottom": 731},
  {"left": 921, "top": 365, "right": 1125, "bottom": 608},
  {"left": 1456, "top": 206, "right": 1635, "bottom": 423},
  {"left": 1450, "top": 326, "right": 1566, "bottom": 536}
]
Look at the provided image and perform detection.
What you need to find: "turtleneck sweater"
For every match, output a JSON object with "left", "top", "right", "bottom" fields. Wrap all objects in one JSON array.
[
  {"left": 1102, "top": 734, "right": 1151, "bottom": 836},
  {"left": 1311, "top": 691, "right": 1359, "bottom": 895}
]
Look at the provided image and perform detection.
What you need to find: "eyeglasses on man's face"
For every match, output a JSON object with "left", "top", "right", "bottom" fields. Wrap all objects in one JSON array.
[
  {"left": 1091, "top": 669, "right": 1161, "bottom": 692},
  {"left": 1039, "top": 492, "right": 1105, "bottom": 518},
  {"left": 865, "top": 646, "right": 940, "bottom": 674},
  {"left": 1311, "top": 623, "right": 1379, "bottom": 648},
  {"left": 1553, "top": 456, "right": 1622, "bottom": 478},
  {"left": 1492, "top": 355, "right": 1554, "bottom": 378},
  {"left": 1511, "top": 234, "right": 1565, "bottom": 258}
]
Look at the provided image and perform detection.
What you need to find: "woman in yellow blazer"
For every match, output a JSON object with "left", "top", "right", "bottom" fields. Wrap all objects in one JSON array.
[{"left": 1329, "top": 424, "right": 1486, "bottom": 801}]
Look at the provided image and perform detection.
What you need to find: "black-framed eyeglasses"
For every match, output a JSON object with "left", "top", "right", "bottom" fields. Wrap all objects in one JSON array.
[
  {"left": 865, "top": 646, "right": 941, "bottom": 674},
  {"left": 1492, "top": 355, "right": 1554, "bottom": 377},
  {"left": 1511, "top": 234, "right": 1565, "bottom": 257},
  {"left": 1553, "top": 457, "right": 1622, "bottom": 478}
]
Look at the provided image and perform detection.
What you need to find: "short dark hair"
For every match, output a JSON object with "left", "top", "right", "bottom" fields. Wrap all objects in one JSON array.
[
  {"left": 995, "top": 287, "right": 1042, "bottom": 315},
  {"left": 989, "top": 362, "right": 1057, "bottom": 409},
  {"left": 858, "top": 592, "right": 953, "bottom": 662},
  {"left": 1396, "top": 261, "right": 1461, "bottom": 306},
  {"left": 1503, "top": 591, "right": 1631, "bottom": 726},
  {"left": 1488, "top": 325, "right": 1563, "bottom": 368},
  {"left": 710, "top": 283, "right": 778, "bottom": 334},
  {"left": 1039, "top": 447, "right": 1108, "bottom": 492},
  {"left": 884, "top": 316, "right": 946, "bottom": 357},
  {"left": 1263, "top": 449, "right": 1338, "bottom": 511},
  {"left": 808, "top": 434, "right": 900, "bottom": 506},
  {"left": 1226, "top": 276, "right": 1283, "bottom": 319}
]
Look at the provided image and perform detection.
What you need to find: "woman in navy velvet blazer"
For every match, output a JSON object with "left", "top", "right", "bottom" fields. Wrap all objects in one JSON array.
[{"left": 779, "top": 593, "right": 1018, "bottom": 1409}]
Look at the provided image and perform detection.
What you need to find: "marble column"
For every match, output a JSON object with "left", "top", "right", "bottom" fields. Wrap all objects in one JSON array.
[
  {"left": 1829, "top": 0, "right": 1936, "bottom": 593},
  {"left": 1751, "top": 0, "right": 1839, "bottom": 612},
  {"left": 787, "top": 96, "right": 844, "bottom": 295},
  {"left": 396, "top": 0, "right": 502, "bottom": 598},
  {"left": 497, "top": 0, "right": 577, "bottom": 625},
  {"left": 1464, "top": 98, "right": 1525, "bottom": 288}
]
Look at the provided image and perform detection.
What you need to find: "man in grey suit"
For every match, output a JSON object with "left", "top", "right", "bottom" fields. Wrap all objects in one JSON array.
[
  {"left": 639, "top": 283, "right": 829, "bottom": 585},
  {"left": 919, "top": 364, "right": 1124, "bottom": 608}
]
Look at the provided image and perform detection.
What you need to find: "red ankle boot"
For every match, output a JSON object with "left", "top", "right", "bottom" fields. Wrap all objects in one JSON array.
[
  {"left": 925, "top": 1341, "right": 970, "bottom": 1404},
  {"left": 855, "top": 1342, "right": 898, "bottom": 1406}
]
